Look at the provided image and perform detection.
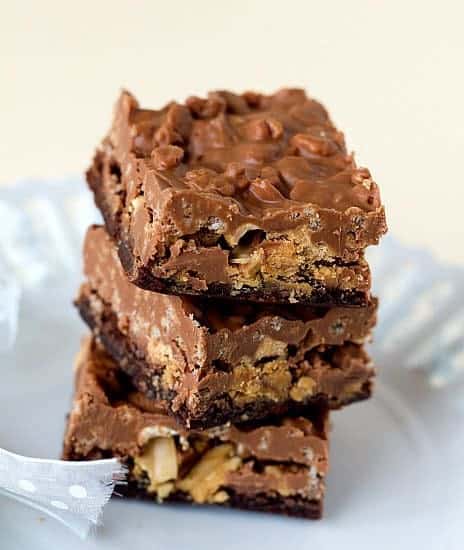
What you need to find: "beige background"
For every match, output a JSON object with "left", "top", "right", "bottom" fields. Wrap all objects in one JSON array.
[{"left": 1, "top": 0, "right": 463, "bottom": 263}]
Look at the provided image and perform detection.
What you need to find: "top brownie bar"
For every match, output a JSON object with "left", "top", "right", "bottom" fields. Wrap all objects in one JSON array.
[{"left": 87, "top": 88, "right": 387, "bottom": 306}]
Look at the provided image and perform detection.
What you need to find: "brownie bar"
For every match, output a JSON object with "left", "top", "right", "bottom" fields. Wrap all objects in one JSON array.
[
  {"left": 87, "top": 88, "right": 387, "bottom": 306},
  {"left": 63, "top": 338, "right": 329, "bottom": 519},
  {"left": 77, "top": 226, "right": 375, "bottom": 428}
]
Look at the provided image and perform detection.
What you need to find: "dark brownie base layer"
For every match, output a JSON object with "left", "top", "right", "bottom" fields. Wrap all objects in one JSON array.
[
  {"left": 88, "top": 164, "right": 369, "bottom": 308},
  {"left": 61, "top": 451, "right": 322, "bottom": 520},
  {"left": 119, "top": 479, "right": 323, "bottom": 520},
  {"left": 77, "top": 294, "right": 372, "bottom": 429},
  {"left": 172, "top": 388, "right": 371, "bottom": 431}
]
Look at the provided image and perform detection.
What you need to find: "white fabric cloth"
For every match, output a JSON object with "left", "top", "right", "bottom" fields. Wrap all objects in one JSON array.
[{"left": 0, "top": 449, "right": 126, "bottom": 538}]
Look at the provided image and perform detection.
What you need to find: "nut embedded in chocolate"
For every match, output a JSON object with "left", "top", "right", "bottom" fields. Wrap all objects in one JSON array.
[{"left": 151, "top": 145, "right": 184, "bottom": 170}]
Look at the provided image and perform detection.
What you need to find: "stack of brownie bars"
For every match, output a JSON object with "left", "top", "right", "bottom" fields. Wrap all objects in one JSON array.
[{"left": 63, "top": 88, "right": 387, "bottom": 519}]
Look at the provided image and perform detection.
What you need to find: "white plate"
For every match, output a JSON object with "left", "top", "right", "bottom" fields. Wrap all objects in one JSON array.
[{"left": 0, "top": 181, "right": 463, "bottom": 549}]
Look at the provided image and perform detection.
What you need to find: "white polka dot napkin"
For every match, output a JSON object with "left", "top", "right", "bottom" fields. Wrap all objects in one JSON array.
[{"left": 0, "top": 448, "right": 126, "bottom": 538}]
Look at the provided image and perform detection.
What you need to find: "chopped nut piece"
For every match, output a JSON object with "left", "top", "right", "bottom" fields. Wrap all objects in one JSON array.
[
  {"left": 248, "top": 179, "right": 286, "bottom": 203},
  {"left": 244, "top": 118, "right": 283, "bottom": 141},
  {"left": 152, "top": 437, "right": 178, "bottom": 484},
  {"left": 177, "top": 444, "right": 242, "bottom": 503},
  {"left": 151, "top": 145, "right": 184, "bottom": 170},
  {"left": 290, "top": 376, "right": 317, "bottom": 401},
  {"left": 211, "top": 490, "right": 230, "bottom": 503},
  {"left": 135, "top": 437, "right": 178, "bottom": 492},
  {"left": 291, "top": 132, "right": 338, "bottom": 157}
]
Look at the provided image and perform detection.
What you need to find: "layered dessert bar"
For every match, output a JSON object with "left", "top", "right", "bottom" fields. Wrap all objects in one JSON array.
[
  {"left": 87, "top": 88, "right": 387, "bottom": 306},
  {"left": 63, "top": 338, "right": 329, "bottom": 519},
  {"left": 76, "top": 226, "right": 376, "bottom": 428}
]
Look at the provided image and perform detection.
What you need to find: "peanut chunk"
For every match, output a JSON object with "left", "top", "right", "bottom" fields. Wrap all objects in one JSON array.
[
  {"left": 290, "top": 376, "right": 317, "bottom": 401},
  {"left": 177, "top": 444, "right": 241, "bottom": 503},
  {"left": 151, "top": 145, "right": 184, "bottom": 170},
  {"left": 135, "top": 436, "right": 178, "bottom": 495}
]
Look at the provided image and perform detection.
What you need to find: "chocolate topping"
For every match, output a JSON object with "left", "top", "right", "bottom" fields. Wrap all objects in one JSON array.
[{"left": 110, "top": 87, "right": 384, "bottom": 220}]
